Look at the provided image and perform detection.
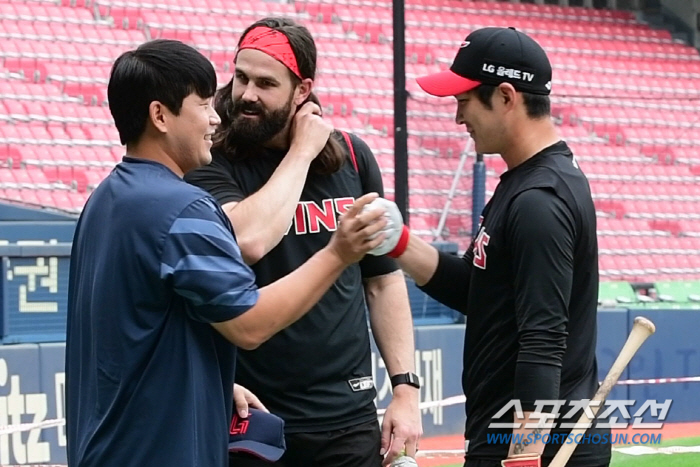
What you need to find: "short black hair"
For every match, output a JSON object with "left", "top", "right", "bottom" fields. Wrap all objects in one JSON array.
[
  {"left": 474, "top": 84, "right": 550, "bottom": 119},
  {"left": 108, "top": 39, "right": 217, "bottom": 146}
]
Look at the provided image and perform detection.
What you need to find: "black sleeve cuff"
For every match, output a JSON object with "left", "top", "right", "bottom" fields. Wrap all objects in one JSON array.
[
  {"left": 360, "top": 255, "right": 399, "bottom": 278},
  {"left": 418, "top": 250, "right": 471, "bottom": 314}
]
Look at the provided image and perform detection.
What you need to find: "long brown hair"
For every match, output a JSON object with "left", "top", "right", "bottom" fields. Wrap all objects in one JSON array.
[{"left": 214, "top": 17, "right": 346, "bottom": 175}]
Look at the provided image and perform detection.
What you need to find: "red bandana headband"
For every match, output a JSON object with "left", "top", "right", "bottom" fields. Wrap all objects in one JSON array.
[{"left": 237, "top": 26, "right": 302, "bottom": 79}]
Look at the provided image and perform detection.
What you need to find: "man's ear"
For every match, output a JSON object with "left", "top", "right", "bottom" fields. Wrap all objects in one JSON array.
[
  {"left": 497, "top": 83, "right": 518, "bottom": 110},
  {"left": 148, "top": 101, "right": 168, "bottom": 134},
  {"left": 294, "top": 78, "right": 313, "bottom": 106}
]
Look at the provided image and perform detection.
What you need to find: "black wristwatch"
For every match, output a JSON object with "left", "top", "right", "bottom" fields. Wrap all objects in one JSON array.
[{"left": 390, "top": 372, "right": 421, "bottom": 389}]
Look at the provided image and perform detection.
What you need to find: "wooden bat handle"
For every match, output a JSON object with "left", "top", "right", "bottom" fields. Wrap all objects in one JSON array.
[{"left": 548, "top": 317, "right": 655, "bottom": 467}]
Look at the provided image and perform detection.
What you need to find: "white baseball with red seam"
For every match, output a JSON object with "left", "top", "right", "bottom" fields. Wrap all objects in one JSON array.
[
  {"left": 391, "top": 455, "right": 419, "bottom": 467},
  {"left": 361, "top": 197, "right": 404, "bottom": 256}
]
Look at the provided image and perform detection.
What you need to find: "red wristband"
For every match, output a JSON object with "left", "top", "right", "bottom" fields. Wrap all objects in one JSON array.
[
  {"left": 388, "top": 225, "right": 410, "bottom": 258},
  {"left": 501, "top": 454, "right": 541, "bottom": 467}
]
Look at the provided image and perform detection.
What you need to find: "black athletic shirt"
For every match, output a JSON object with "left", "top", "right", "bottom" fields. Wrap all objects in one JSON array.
[
  {"left": 420, "top": 142, "right": 610, "bottom": 465},
  {"left": 185, "top": 132, "right": 399, "bottom": 432}
]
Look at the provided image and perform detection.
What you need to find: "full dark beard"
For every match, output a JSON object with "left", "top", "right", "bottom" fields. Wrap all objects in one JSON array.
[{"left": 229, "top": 96, "right": 293, "bottom": 145}]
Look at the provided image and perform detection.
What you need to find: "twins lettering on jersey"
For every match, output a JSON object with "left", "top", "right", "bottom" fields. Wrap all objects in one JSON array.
[
  {"left": 285, "top": 197, "right": 355, "bottom": 235},
  {"left": 473, "top": 216, "right": 490, "bottom": 270}
]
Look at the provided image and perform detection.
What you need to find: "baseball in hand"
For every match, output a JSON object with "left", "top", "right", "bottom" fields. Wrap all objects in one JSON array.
[
  {"left": 361, "top": 197, "right": 404, "bottom": 256},
  {"left": 391, "top": 455, "right": 419, "bottom": 467}
]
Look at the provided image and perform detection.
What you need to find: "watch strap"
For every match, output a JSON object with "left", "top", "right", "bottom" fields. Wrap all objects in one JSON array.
[{"left": 390, "top": 372, "right": 420, "bottom": 389}]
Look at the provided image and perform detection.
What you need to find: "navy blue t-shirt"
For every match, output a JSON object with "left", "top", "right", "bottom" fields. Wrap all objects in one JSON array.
[{"left": 65, "top": 157, "right": 259, "bottom": 467}]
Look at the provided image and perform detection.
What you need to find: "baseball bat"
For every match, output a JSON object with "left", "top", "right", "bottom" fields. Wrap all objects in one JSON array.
[{"left": 548, "top": 316, "right": 656, "bottom": 467}]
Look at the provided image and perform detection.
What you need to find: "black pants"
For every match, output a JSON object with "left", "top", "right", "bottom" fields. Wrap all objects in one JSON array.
[{"left": 229, "top": 419, "right": 383, "bottom": 467}]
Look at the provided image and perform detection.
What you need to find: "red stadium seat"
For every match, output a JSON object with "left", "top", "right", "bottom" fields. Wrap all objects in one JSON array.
[{"left": 0, "top": 0, "right": 698, "bottom": 279}]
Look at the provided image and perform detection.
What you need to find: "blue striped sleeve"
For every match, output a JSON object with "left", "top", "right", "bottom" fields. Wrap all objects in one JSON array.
[{"left": 161, "top": 197, "right": 259, "bottom": 323}]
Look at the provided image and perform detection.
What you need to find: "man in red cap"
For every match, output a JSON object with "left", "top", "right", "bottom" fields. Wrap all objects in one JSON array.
[
  {"left": 366, "top": 27, "right": 610, "bottom": 467},
  {"left": 186, "top": 16, "right": 422, "bottom": 467}
]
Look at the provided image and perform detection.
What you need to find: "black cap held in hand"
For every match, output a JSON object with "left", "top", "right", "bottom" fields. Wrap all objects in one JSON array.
[{"left": 417, "top": 27, "right": 552, "bottom": 97}]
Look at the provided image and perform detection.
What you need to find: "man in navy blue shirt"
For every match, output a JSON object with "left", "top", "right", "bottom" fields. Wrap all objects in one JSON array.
[{"left": 65, "top": 39, "right": 387, "bottom": 467}]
